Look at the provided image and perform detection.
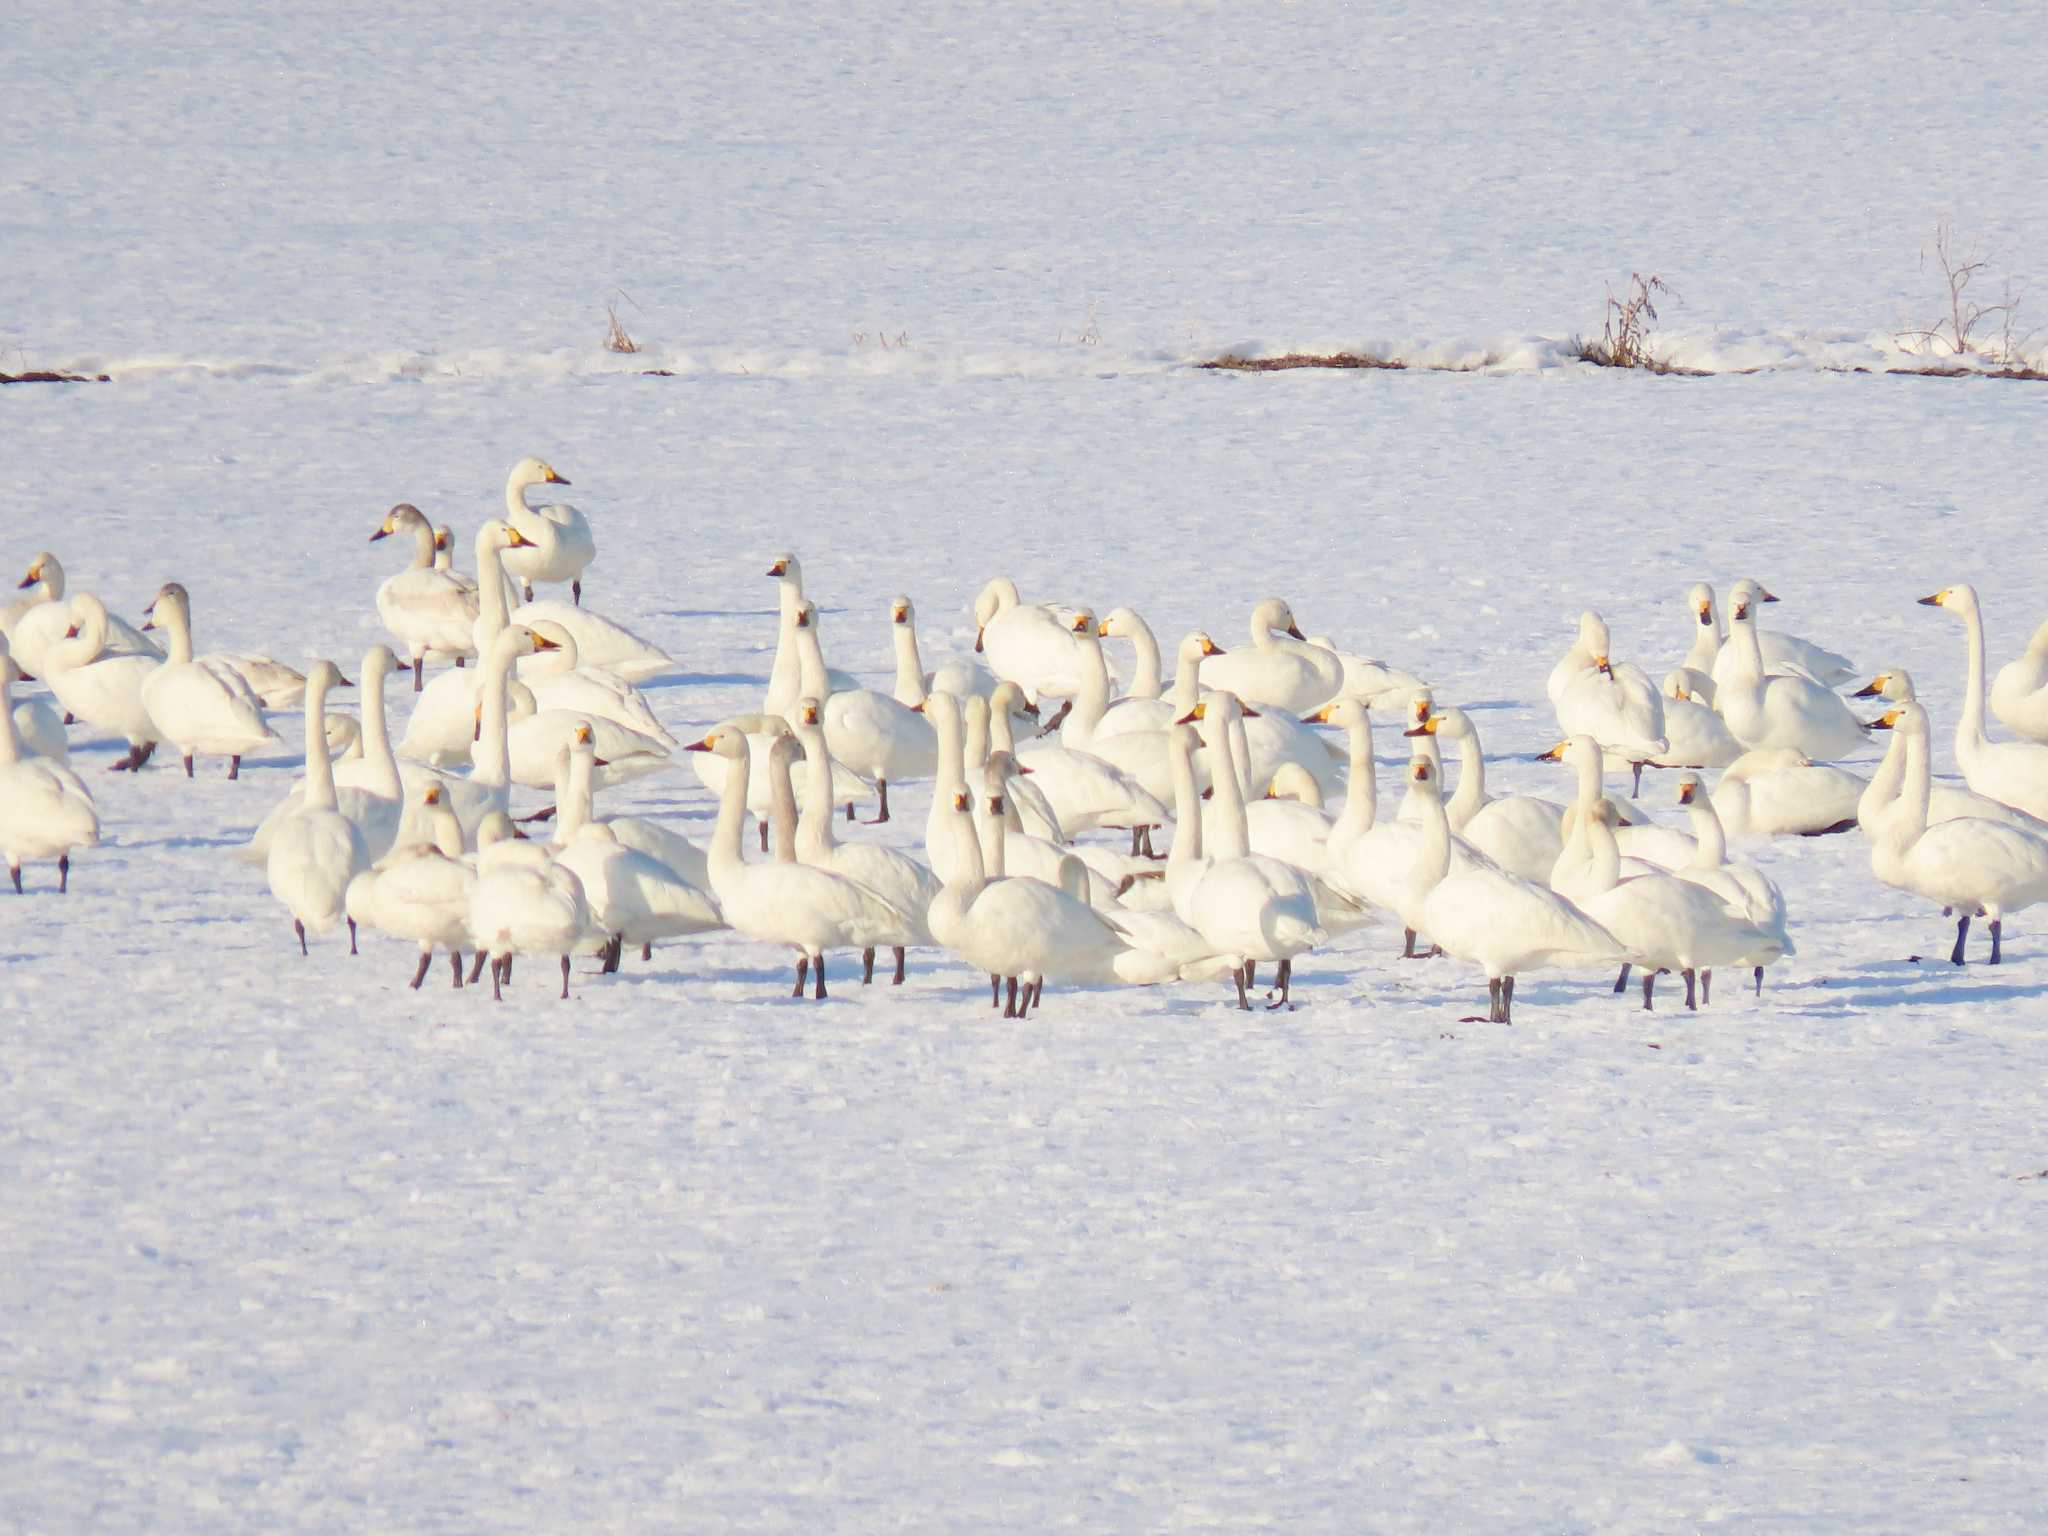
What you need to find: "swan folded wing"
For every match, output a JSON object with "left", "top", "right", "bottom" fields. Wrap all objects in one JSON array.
[{"left": 1910, "top": 820, "right": 2048, "bottom": 907}]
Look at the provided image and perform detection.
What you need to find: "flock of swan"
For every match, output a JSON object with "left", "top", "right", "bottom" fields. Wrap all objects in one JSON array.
[{"left": 9, "top": 455, "right": 2048, "bottom": 1022}]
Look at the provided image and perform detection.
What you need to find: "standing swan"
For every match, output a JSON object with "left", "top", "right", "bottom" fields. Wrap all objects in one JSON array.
[
  {"left": 41, "top": 595, "right": 162, "bottom": 770},
  {"left": 371, "top": 502, "right": 480, "bottom": 689},
  {"left": 267, "top": 661, "right": 369, "bottom": 955},
  {"left": 1919, "top": 584, "right": 2048, "bottom": 821},
  {"left": 345, "top": 781, "right": 476, "bottom": 988},
  {"left": 0, "top": 634, "right": 99, "bottom": 892},
  {"left": 138, "top": 583, "right": 279, "bottom": 778},
  {"left": 498, "top": 456, "right": 595, "bottom": 604}
]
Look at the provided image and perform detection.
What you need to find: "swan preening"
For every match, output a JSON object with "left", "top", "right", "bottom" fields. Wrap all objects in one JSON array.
[{"left": 17, "top": 490, "right": 2042, "bottom": 1015}]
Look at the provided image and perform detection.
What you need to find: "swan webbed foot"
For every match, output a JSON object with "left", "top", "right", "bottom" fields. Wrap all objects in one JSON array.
[
  {"left": 410, "top": 952, "right": 432, "bottom": 990},
  {"left": 294, "top": 919, "right": 307, "bottom": 956},
  {"left": 1612, "top": 962, "right": 1632, "bottom": 994},
  {"left": 1951, "top": 912, "right": 1971, "bottom": 966},
  {"left": 892, "top": 946, "right": 907, "bottom": 985}
]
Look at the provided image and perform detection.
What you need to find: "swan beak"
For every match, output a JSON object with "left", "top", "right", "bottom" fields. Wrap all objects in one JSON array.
[
  {"left": 511, "top": 824, "right": 531, "bottom": 840},
  {"left": 1917, "top": 591, "right": 1946, "bottom": 607},
  {"left": 1070, "top": 615, "right": 1092, "bottom": 634},
  {"left": 533, "top": 635, "right": 561, "bottom": 651},
  {"left": 16, "top": 573, "right": 37, "bottom": 589},
  {"left": 594, "top": 756, "right": 611, "bottom": 768},
  {"left": 1851, "top": 675, "right": 1887, "bottom": 698},
  {"left": 1201, "top": 639, "right": 1223, "bottom": 656},
  {"left": 1410, "top": 761, "right": 1430, "bottom": 781},
  {"left": 1696, "top": 606, "right": 1713, "bottom": 625},
  {"left": 63, "top": 624, "right": 80, "bottom": 639},
  {"left": 1300, "top": 705, "right": 1332, "bottom": 724},
  {"left": 335, "top": 676, "right": 355, "bottom": 688},
  {"left": 1867, "top": 710, "right": 1901, "bottom": 730},
  {"left": 140, "top": 615, "right": 156, "bottom": 631},
  {"left": 369, "top": 525, "right": 391, "bottom": 542},
  {"left": 1096, "top": 618, "right": 1112, "bottom": 636},
  {"left": 505, "top": 527, "right": 536, "bottom": 548},
  {"left": 908, "top": 700, "right": 925, "bottom": 714},
  {"left": 951, "top": 791, "right": 970, "bottom": 811},
  {"left": 1403, "top": 714, "right": 1443, "bottom": 738},
  {"left": 987, "top": 796, "right": 1004, "bottom": 815},
  {"left": 1200, "top": 786, "right": 1214, "bottom": 801},
  {"left": 1731, "top": 602, "right": 1749, "bottom": 621},
  {"left": 544, "top": 469, "right": 570, "bottom": 486},
  {"left": 973, "top": 627, "right": 984, "bottom": 652},
  {"left": 1175, "top": 703, "right": 1207, "bottom": 724},
  {"left": 1677, "top": 781, "right": 1696, "bottom": 805},
  {"left": 794, "top": 610, "right": 810, "bottom": 629},
  {"left": 1284, "top": 624, "right": 1307, "bottom": 641},
  {"left": 1241, "top": 704, "right": 1262, "bottom": 718},
  {"left": 683, "top": 737, "right": 714, "bottom": 752},
  {"left": 1594, "top": 656, "right": 1613, "bottom": 676},
  {"left": 1021, "top": 699, "right": 1039, "bottom": 718},
  {"left": 1757, "top": 588, "right": 1779, "bottom": 603},
  {"left": 1536, "top": 742, "right": 1566, "bottom": 762},
  {"left": 1016, "top": 763, "right": 1034, "bottom": 775}
]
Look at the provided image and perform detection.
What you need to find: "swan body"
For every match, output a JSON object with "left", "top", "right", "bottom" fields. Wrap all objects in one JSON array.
[
  {"left": 4, "top": 653, "right": 68, "bottom": 763},
  {"left": 551, "top": 735, "right": 722, "bottom": 957},
  {"left": 1672, "top": 775, "right": 1794, "bottom": 986},
  {"left": 1198, "top": 599, "right": 1342, "bottom": 715},
  {"left": 6, "top": 552, "right": 161, "bottom": 677},
  {"left": 0, "top": 634, "right": 99, "bottom": 891},
  {"left": 1687, "top": 582, "right": 1858, "bottom": 690},
  {"left": 1412, "top": 706, "right": 1567, "bottom": 883},
  {"left": 1853, "top": 675, "right": 2048, "bottom": 839},
  {"left": 515, "top": 620, "right": 675, "bottom": 745},
  {"left": 1865, "top": 701, "right": 2048, "bottom": 964},
  {"left": 498, "top": 456, "right": 596, "bottom": 600},
  {"left": 267, "top": 662, "right": 370, "bottom": 951},
  {"left": 1090, "top": 620, "right": 1213, "bottom": 739},
  {"left": 762, "top": 554, "right": 860, "bottom": 716},
  {"left": 40, "top": 595, "right": 162, "bottom": 764},
  {"left": 401, "top": 521, "right": 541, "bottom": 766},
  {"left": 792, "top": 702, "right": 940, "bottom": 954},
  {"left": 1652, "top": 669, "right": 1742, "bottom": 769},
  {"left": 467, "top": 816, "right": 592, "bottom": 999},
  {"left": 1304, "top": 635, "right": 1426, "bottom": 710},
  {"left": 973, "top": 577, "right": 1091, "bottom": 704},
  {"left": 138, "top": 583, "right": 279, "bottom": 772},
  {"left": 206, "top": 652, "right": 307, "bottom": 711},
  {"left": 372, "top": 503, "right": 481, "bottom": 683},
  {"left": 1714, "top": 582, "right": 1867, "bottom": 761},
  {"left": 509, "top": 601, "right": 672, "bottom": 683},
  {"left": 1920, "top": 584, "right": 2048, "bottom": 821},
  {"left": 345, "top": 783, "right": 476, "bottom": 986},
  {"left": 1710, "top": 747, "right": 1866, "bottom": 839},
  {"left": 507, "top": 708, "right": 670, "bottom": 790},
  {"left": 240, "top": 646, "right": 406, "bottom": 864},
  {"left": 1552, "top": 613, "right": 1669, "bottom": 771},
  {"left": 1990, "top": 616, "right": 2048, "bottom": 745},
  {"left": 788, "top": 599, "right": 936, "bottom": 821}
]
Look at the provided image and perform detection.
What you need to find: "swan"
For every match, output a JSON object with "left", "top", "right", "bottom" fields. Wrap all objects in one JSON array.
[
  {"left": 516, "top": 621, "right": 675, "bottom": 747},
  {"left": 1233, "top": 740, "right": 1371, "bottom": 936},
  {"left": 1672, "top": 775, "right": 1794, "bottom": 995},
  {"left": 1539, "top": 736, "right": 1685, "bottom": 862},
  {"left": 1569, "top": 800, "right": 1782, "bottom": 1011},
  {"left": 887, "top": 595, "right": 996, "bottom": 707},
  {"left": 5, "top": 650, "right": 68, "bottom": 763},
  {"left": 1552, "top": 613, "right": 1669, "bottom": 789},
  {"left": 964, "top": 689, "right": 1064, "bottom": 841},
  {"left": 39, "top": 595, "right": 162, "bottom": 770},
  {"left": 1865, "top": 700, "right": 2048, "bottom": 965},
  {"left": 239, "top": 646, "right": 405, "bottom": 865},
  {"left": 267, "top": 660, "right": 370, "bottom": 954},
  {"left": 972, "top": 576, "right": 1091, "bottom": 705},
  {"left": 1039, "top": 607, "right": 1193, "bottom": 809},
  {"left": 761, "top": 553, "right": 860, "bottom": 717},
  {"left": 793, "top": 598, "right": 936, "bottom": 822},
  {"left": 1180, "top": 692, "right": 1325, "bottom": 1008},
  {"left": 1688, "top": 581, "right": 1857, "bottom": 692},
  {"left": 1014, "top": 665, "right": 1171, "bottom": 852},
  {"left": 6, "top": 551, "right": 160, "bottom": 676},
  {"left": 928, "top": 787, "right": 1136, "bottom": 1019},
  {"left": 1919, "top": 583, "right": 2048, "bottom": 821},
  {"left": 1408, "top": 706, "right": 1566, "bottom": 882},
  {"left": 507, "top": 597, "right": 671, "bottom": 684},
  {"left": 1547, "top": 611, "right": 1607, "bottom": 707},
  {"left": 1651, "top": 669, "right": 1742, "bottom": 769},
  {"left": 1405, "top": 757, "right": 1620, "bottom": 1024},
  {"left": 1304, "top": 636, "right": 1426, "bottom": 710},
  {"left": 498, "top": 456, "right": 595, "bottom": 604},
  {"left": 138, "top": 583, "right": 278, "bottom": 778},
  {"left": 1089, "top": 616, "right": 1214, "bottom": 739},
  {"left": 790, "top": 699, "right": 941, "bottom": 983},
  {"left": 1714, "top": 581, "right": 1868, "bottom": 761},
  {"left": 1097, "top": 606, "right": 1164, "bottom": 700},
  {"left": 1711, "top": 747, "right": 1866, "bottom": 838},
  {"left": 0, "top": 634, "right": 99, "bottom": 892},
  {"left": 344, "top": 781, "right": 476, "bottom": 988},
  {"left": 1851, "top": 675, "right": 2048, "bottom": 837},
  {"left": 549, "top": 732, "right": 723, "bottom": 971},
  {"left": 453, "top": 623, "right": 552, "bottom": 830},
  {"left": 372, "top": 502, "right": 480, "bottom": 688},
  {"left": 684, "top": 722, "right": 914, "bottom": 998},
  {"left": 506, "top": 689, "right": 670, "bottom": 791},
  {"left": 1197, "top": 598, "right": 1343, "bottom": 715},
  {"left": 467, "top": 809, "right": 591, "bottom": 1000},
  {"left": 1990, "top": 614, "right": 2048, "bottom": 745}
]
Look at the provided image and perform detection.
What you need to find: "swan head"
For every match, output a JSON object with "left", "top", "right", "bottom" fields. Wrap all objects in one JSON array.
[
  {"left": 1918, "top": 583, "right": 1977, "bottom": 615},
  {"left": 794, "top": 696, "right": 824, "bottom": 729},
  {"left": 476, "top": 811, "right": 521, "bottom": 847},
  {"left": 1865, "top": 707, "right": 1903, "bottom": 731},
  {"left": 1726, "top": 579, "right": 1775, "bottom": 624},
  {"left": 479, "top": 518, "right": 535, "bottom": 553},
  {"left": 1404, "top": 691, "right": 1435, "bottom": 732},
  {"left": 370, "top": 504, "right": 426, "bottom": 542},
  {"left": 890, "top": 596, "right": 914, "bottom": 626},
  {"left": 1408, "top": 757, "right": 1439, "bottom": 790},
  {"left": 525, "top": 619, "right": 576, "bottom": 664},
  {"left": 1574, "top": 611, "right": 1609, "bottom": 656},
  {"left": 510, "top": 456, "right": 569, "bottom": 489},
  {"left": 766, "top": 552, "right": 796, "bottom": 579},
  {"left": 1178, "top": 630, "right": 1224, "bottom": 663},
  {"left": 1066, "top": 607, "right": 1097, "bottom": 637},
  {"left": 307, "top": 658, "right": 354, "bottom": 694},
  {"left": 1745, "top": 580, "right": 1780, "bottom": 603},
  {"left": 1265, "top": 762, "right": 1323, "bottom": 807},
  {"left": 359, "top": 643, "right": 398, "bottom": 681},
  {"left": 1687, "top": 582, "right": 1716, "bottom": 626},
  {"left": 61, "top": 591, "right": 109, "bottom": 641},
  {"left": 681, "top": 722, "right": 750, "bottom": 760},
  {"left": 141, "top": 582, "right": 191, "bottom": 631},
  {"left": 793, "top": 599, "right": 815, "bottom": 630},
  {"left": 1676, "top": 774, "right": 1704, "bottom": 805},
  {"left": 569, "top": 720, "right": 611, "bottom": 767},
  {"left": 918, "top": 689, "right": 958, "bottom": 731},
  {"left": 1099, "top": 607, "right": 1144, "bottom": 639},
  {"left": 1253, "top": 598, "right": 1306, "bottom": 641},
  {"left": 972, "top": 577, "right": 1020, "bottom": 636},
  {"left": 17, "top": 552, "right": 58, "bottom": 591},
  {"left": 990, "top": 680, "right": 1038, "bottom": 721},
  {"left": 1302, "top": 697, "right": 1367, "bottom": 728},
  {"left": 434, "top": 525, "right": 453, "bottom": 555},
  {"left": 1174, "top": 696, "right": 1261, "bottom": 726},
  {"left": 1851, "top": 669, "right": 1916, "bottom": 702}
]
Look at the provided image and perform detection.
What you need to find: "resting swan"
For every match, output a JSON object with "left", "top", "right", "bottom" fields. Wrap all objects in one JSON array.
[
  {"left": 1990, "top": 614, "right": 2048, "bottom": 745},
  {"left": 1551, "top": 612, "right": 1669, "bottom": 789},
  {"left": 1714, "top": 581, "right": 1867, "bottom": 761},
  {"left": 1919, "top": 583, "right": 2048, "bottom": 821},
  {"left": 498, "top": 456, "right": 595, "bottom": 604},
  {"left": 973, "top": 576, "right": 1091, "bottom": 705},
  {"left": 0, "top": 634, "right": 99, "bottom": 893},
  {"left": 1197, "top": 598, "right": 1342, "bottom": 715},
  {"left": 40, "top": 595, "right": 162, "bottom": 770},
  {"left": 371, "top": 502, "right": 480, "bottom": 688}
]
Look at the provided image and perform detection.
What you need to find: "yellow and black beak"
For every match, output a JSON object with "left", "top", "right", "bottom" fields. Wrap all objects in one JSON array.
[
  {"left": 1917, "top": 591, "right": 1946, "bottom": 608},
  {"left": 369, "top": 521, "right": 392, "bottom": 542},
  {"left": 1866, "top": 710, "right": 1902, "bottom": 730},
  {"left": 1677, "top": 780, "right": 1696, "bottom": 805},
  {"left": 767, "top": 559, "right": 789, "bottom": 577},
  {"left": 335, "top": 675, "right": 355, "bottom": 689},
  {"left": 1301, "top": 704, "right": 1334, "bottom": 725},
  {"left": 973, "top": 627, "right": 984, "bottom": 652},
  {"left": 987, "top": 795, "right": 1005, "bottom": 815},
  {"left": 1071, "top": 614, "right": 1092, "bottom": 634},
  {"left": 532, "top": 634, "right": 561, "bottom": 652},
  {"left": 1594, "top": 656, "right": 1613, "bottom": 677},
  {"left": 1242, "top": 704, "right": 1262, "bottom": 718},
  {"left": 1404, "top": 713, "right": 1444, "bottom": 738},
  {"left": 951, "top": 790, "right": 970, "bottom": 811},
  {"left": 1175, "top": 702, "right": 1208, "bottom": 724},
  {"left": 794, "top": 609, "right": 811, "bottom": 629},
  {"left": 505, "top": 526, "right": 535, "bottom": 548},
  {"left": 1536, "top": 741, "right": 1566, "bottom": 762},
  {"left": 1096, "top": 617, "right": 1112, "bottom": 636},
  {"left": 63, "top": 623, "right": 80, "bottom": 639},
  {"left": 544, "top": 467, "right": 570, "bottom": 486},
  {"left": 16, "top": 570, "right": 38, "bottom": 590},
  {"left": 1696, "top": 604, "right": 1713, "bottom": 625},
  {"left": 800, "top": 704, "right": 819, "bottom": 724},
  {"left": 1758, "top": 588, "right": 1780, "bottom": 603},
  {"left": 908, "top": 700, "right": 926, "bottom": 714},
  {"left": 1284, "top": 623, "right": 1307, "bottom": 641},
  {"left": 1409, "top": 760, "right": 1431, "bottom": 782},
  {"left": 1851, "top": 675, "right": 1887, "bottom": 698},
  {"left": 683, "top": 734, "right": 716, "bottom": 752},
  {"left": 1201, "top": 638, "right": 1223, "bottom": 657},
  {"left": 1731, "top": 601, "right": 1749, "bottom": 621}
]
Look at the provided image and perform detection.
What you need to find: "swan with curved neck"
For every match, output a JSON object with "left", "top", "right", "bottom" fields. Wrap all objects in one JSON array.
[
  {"left": 1196, "top": 598, "right": 1342, "bottom": 715},
  {"left": 42, "top": 594, "right": 162, "bottom": 770},
  {"left": 498, "top": 456, "right": 594, "bottom": 605},
  {"left": 345, "top": 781, "right": 476, "bottom": 989}
]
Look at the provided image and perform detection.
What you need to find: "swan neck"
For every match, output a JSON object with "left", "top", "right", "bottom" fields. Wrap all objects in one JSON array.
[
  {"left": 0, "top": 664, "right": 21, "bottom": 763},
  {"left": 1205, "top": 721, "right": 1251, "bottom": 860},
  {"left": 407, "top": 518, "right": 436, "bottom": 571},
  {"left": 1859, "top": 729, "right": 1908, "bottom": 831},
  {"left": 1125, "top": 616, "right": 1163, "bottom": 697},
  {"left": 794, "top": 622, "right": 831, "bottom": 703},
  {"left": 1068, "top": 635, "right": 1112, "bottom": 735},
  {"left": 1446, "top": 726, "right": 1485, "bottom": 823},
  {"left": 709, "top": 737, "right": 753, "bottom": 874},
  {"left": 891, "top": 624, "right": 925, "bottom": 706},
  {"left": 474, "top": 634, "right": 518, "bottom": 788},
  {"left": 558, "top": 749, "right": 594, "bottom": 840},
  {"left": 474, "top": 530, "right": 511, "bottom": 642},
  {"left": 162, "top": 602, "right": 194, "bottom": 665},
  {"left": 1897, "top": 727, "right": 1933, "bottom": 844},
  {"left": 360, "top": 660, "right": 400, "bottom": 797},
  {"left": 1336, "top": 718, "right": 1377, "bottom": 835},
  {"left": 1167, "top": 740, "right": 1204, "bottom": 875},
  {"left": 797, "top": 728, "right": 838, "bottom": 861},
  {"left": 1168, "top": 645, "right": 1203, "bottom": 710},
  {"left": 978, "top": 800, "right": 1007, "bottom": 879},
  {"left": 1584, "top": 813, "right": 1622, "bottom": 893},
  {"left": 1415, "top": 782, "right": 1452, "bottom": 888},
  {"left": 1959, "top": 604, "right": 1988, "bottom": 753},
  {"left": 1684, "top": 801, "right": 1727, "bottom": 868},
  {"left": 766, "top": 745, "right": 800, "bottom": 863},
  {"left": 302, "top": 673, "right": 338, "bottom": 810}
]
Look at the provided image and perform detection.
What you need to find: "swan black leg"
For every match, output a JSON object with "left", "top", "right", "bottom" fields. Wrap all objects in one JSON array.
[
  {"left": 8, "top": 865, "right": 20, "bottom": 894},
  {"left": 1486, "top": 977, "right": 1502, "bottom": 1023},
  {"left": 1990, "top": 918, "right": 2003, "bottom": 965},
  {"left": 490, "top": 955, "right": 504, "bottom": 1001},
  {"left": 1631, "top": 761, "right": 1644, "bottom": 796},
  {"left": 862, "top": 948, "right": 876, "bottom": 985},
  {"left": 1244, "top": 961, "right": 1257, "bottom": 991},
  {"left": 572, "top": 579, "right": 582, "bottom": 606},
  {"left": 892, "top": 946, "right": 906, "bottom": 985},
  {"left": 1266, "top": 957, "right": 1293, "bottom": 1010},
  {"left": 294, "top": 918, "right": 307, "bottom": 956},
  {"left": 794, "top": 955, "right": 809, "bottom": 997},
  {"left": 348, "top": 917, "right": 358, "bottom": 956},
  {"left": 1682, "top": 968, "right": 1698, "bottom": 1010},
  {"left": 1950, "top": 912, "right": 1971, "bottom": 966},
  {"left": 845, "top": 801, "right": 855, "bottom": 822},
  {"left": 468, "top": 949, "right": 488, "bottom": 984},
  {"left": 869, "top": 780, "right": 890, "bottom": 824},
  {"left": 503, "top": 954, "right": 513, "bottom": 984},
  {"left": 758, "top": 818, "right": 769, "bottom": 854},
  {"left": 451, "top": 950, "right": 464, "bottom": 988},
  {"left": 1233, "top": 965, "right": 1252, "bottom": 1011},
  {"left": 559, "top": 955, "right": 571, "bottom": 999},
  {"left": 1402, "top": 928, "right": 1418, "bottom": 959},
  {"left": 410, "top": 951, "right": 432, "bottom": 990},
  {"left": 991, "top": 973, "right": 1001, "bottom": 1008},
  {"left": 1641, "top": 972, "right": 1655, "bottom": 1011},
  {"left": 1004, "top": 977, "right": 1019, "bottom": 1019},
  {"left": 1030, "top": 978, "right": 1043, "bottom": 1011},
  {"left": 1502, "top": 975, "right": 1515, "bottom": 1023},
  {"left": 1612, "top": 963, "right": 1631, "bottom": 993},
  {"left": 522, "top": 582, "right": 534, "bottom": 603},
  {"left": 229, "top": 755, "right": 241, "bottom": 781},
  {"left": 455, "top": 656, "right": 465, "bottom": 668},
  {"left": 813, "top": 952, "right": 827, "bottom": 999},
  {"left": 1753, "top": 964, "right": 1763, "bottom": 996},
  {"left": 641, "top": 942, "right": 652, "bottom": 962},
  {"left": 1130, "top": 826, "right": 1143, "bottom": 857},
  {"left": 58, "top": 854, "right": 69, "bottom": 894},
  {"left": 183, "top": 754, "right": 195, "bottom": 778},
  {"left": 413, "top": 657, "right": 424, "bottom": 692},
  {"left": 1701, "top": 969, "right": 1712, "bottom": 1005}
]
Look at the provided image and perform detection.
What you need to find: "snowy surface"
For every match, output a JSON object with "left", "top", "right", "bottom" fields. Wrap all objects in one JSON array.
[{"left": 7, "top": 2, "right": 2048, "bottom": 1530}]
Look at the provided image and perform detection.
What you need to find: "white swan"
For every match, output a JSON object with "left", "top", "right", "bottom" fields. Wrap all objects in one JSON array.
[
  {"left": 1197, "top": 598, "right": 1343, "bottom": 714},
  {"left": 239, "top": 646, "right": 404, "bottom": 865},
  {"left": 1990, "top": 614, "right": 2048, "bottom": 745},
  {"left": 5, "top": 551, "right": 160, "bottom": 676},
  {"left": 1919, "top": 583, "right": 2048, "bottom": 821},
  {"left": 4, "top": 649, "right": 67, "bottom": 764},
  {"left": 400, "top": 521, "right": 544, "bottom": 766},
  {"left": 1410, "top": 706, "right": 1566, "bottom": 882},
  {"left": 887, "top": 595, "right": 996, "bottom": 707},
  {"left": 138, "top": 583, "right": 278, "bottom": 778},
  {"left": 1180, "top": 692, "right": 1325, "bottom": 1008},
  {"left": 498, "top": 456, "right": 595, "bottom": 604},
  {"left": 1097, "top": 606, "right": 1164, "bottom": 700},
  {"left": 1089, "top": 615, "right": 1210, "bottom": 739},
  {"left": 467, "top": 811, "right": 591, "bottom": 1000},
  {"left": 1852, "top": 677, "right": 2048, "bottom": 837},
  {"left": 1570, "top": 799, "right": 1782, "bottom": 1011},
  {"left": 549, "top": 732, "right": 722, "bottom": 970},
  {"left": 344, "top": 781, "right": 476, "bottom": 988},
  {"left": 1711, "top": 747, "right": 1866, "bottom": 838},
  {"left": 516, "top": 620, "right": 675, "bottom": 746},
  {"left": 1714, "top": 581, "right": 1867, "bottom": 761},
  {"left": 684, "top": 722, "right": 913, "bottom": 998},
  {"left": 1014, "top": 664, "right": 1171, "bottom": 851},
  {"left": 1652, "top": 669, "right": 1742, "bottom": 769},
  {"left": 1540, "top": 735, "right": 1687, "bottom": 863},
  {"left": 964, "top": 689, "right": 1063, "bottom": 841},
  {"left": 972, "top": 576, "right": 1091, "bottom": 704},
  {"left": 40, "top": 595, "right": 162, "bottom": 770},
  {"left": 506, "top": 678, "right": 670, "bottom": 792},
  {"left": 372, "top": 502, "right": 480, "bottom": 688},
  {"left": 790, "top": 700, "right": 941, "bottom": 982},
  {"left": 1866, "top": 700, "right": 2048, "bottom": 966},
  {"left": 1405, "top": 757, "right": 1620, "bottom": 1024},
  {"left": 1552, "top": 612, "right": 1669, "bottom": 788},
  {"left": 1304, "top": 635, "right": 1426, "bottom": 710},
  {"left": 1672, "top": 774, "right": 1794, "bottom": 995},
  {"left": 267, "top": 661, "right": 370, "bottom": 954},
  {"left": 793, "top": 599, "right": 936, "bottom": 822},
  {"left": 0, "top": 634, "right": 98, "bottom": 893},
  {"left": 1689, "top": 581, "right": 1857, "bottom": 692},
  {"left": 762, "top": 553, "right": 860, "bottom": 717}
]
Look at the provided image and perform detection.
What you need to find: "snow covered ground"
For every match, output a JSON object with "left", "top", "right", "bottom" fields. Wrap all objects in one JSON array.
[{"left": 7, "top": 1, "right": 2048, "bottom": 1529}]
